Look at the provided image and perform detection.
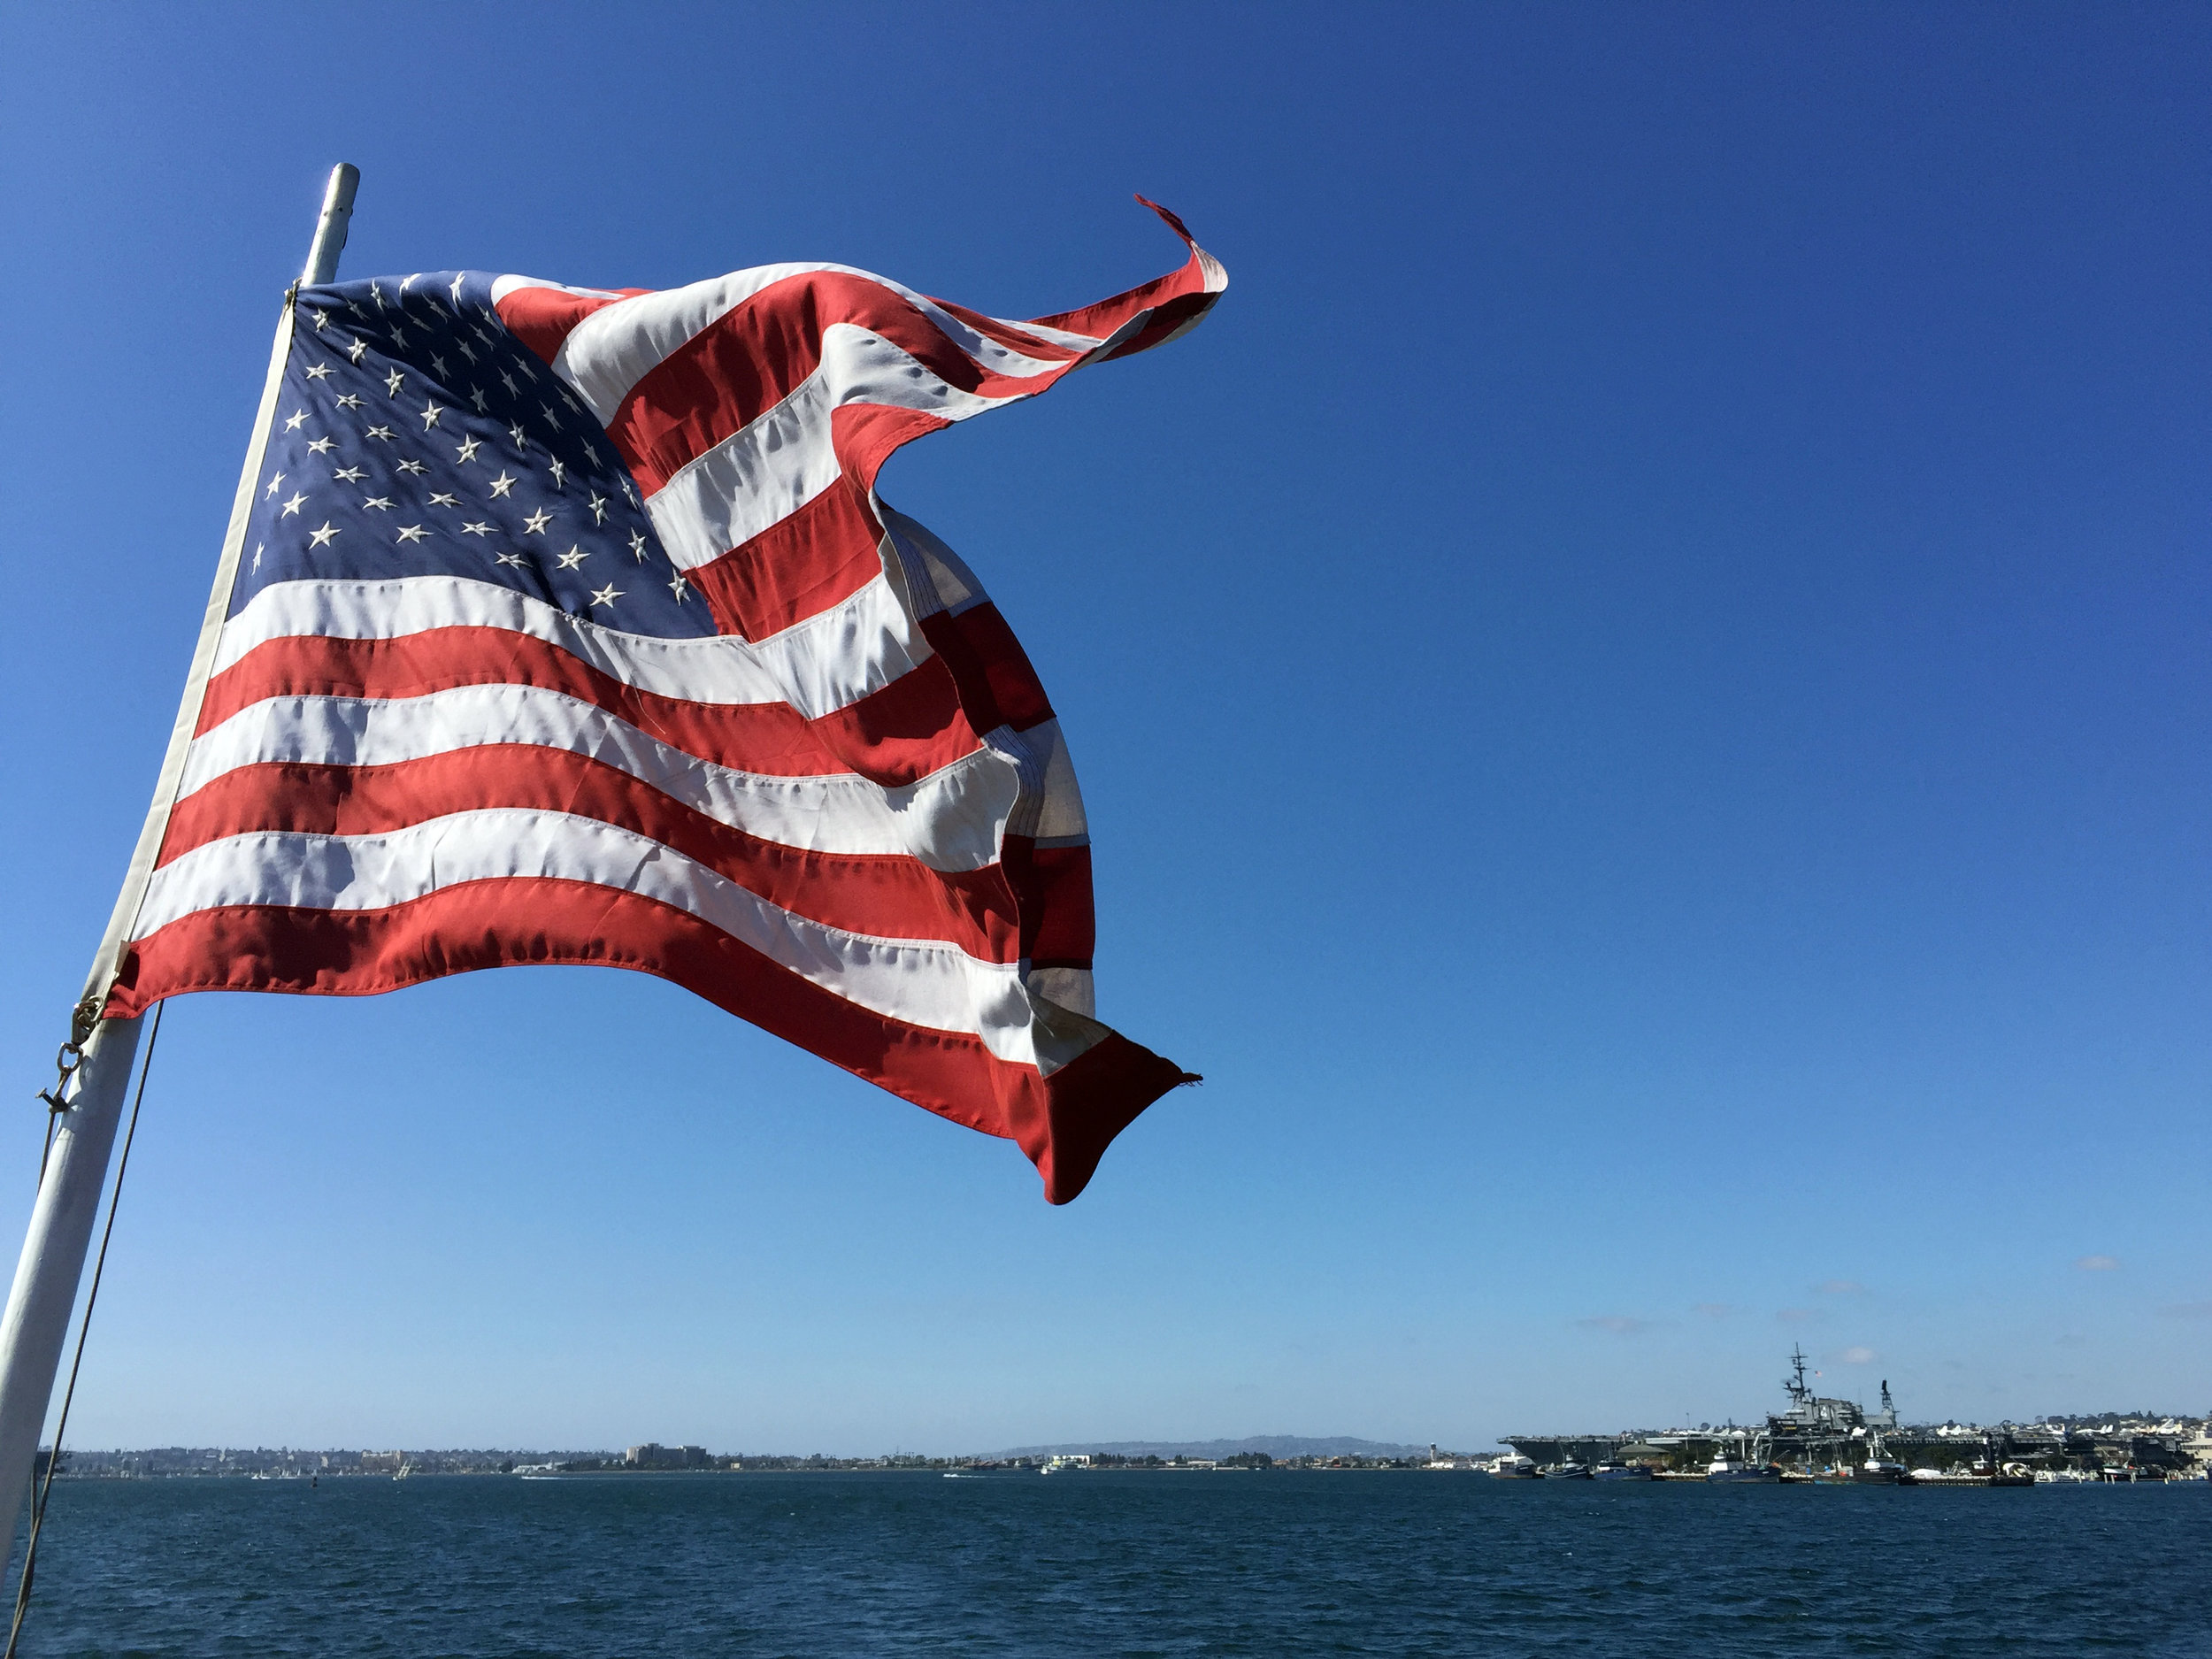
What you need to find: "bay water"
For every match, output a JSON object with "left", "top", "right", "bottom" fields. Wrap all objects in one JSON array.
[{"left": 11, "top": 1471, "right": 2209, "bottom": 1656}]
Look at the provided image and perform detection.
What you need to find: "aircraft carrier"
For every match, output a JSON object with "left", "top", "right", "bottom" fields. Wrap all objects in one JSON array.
[{"left": 1501, "top": 1348, "right": 2193, "bottom": 1477}]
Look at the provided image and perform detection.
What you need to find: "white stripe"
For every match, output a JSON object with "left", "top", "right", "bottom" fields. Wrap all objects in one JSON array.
[
  {"left": 488, "top": 275, "right": 626, "bottom": 306},
  {"left": 548, "top": 265, "right": 1085, "bottom": 425},
  {"left": 216, "top": 572, "right": 930, "bottom": 724},
  {"left": 641, "top": 325, "right": 1019, "bottom": 572},
  {"left": 180, "top": 684, "right": 1019, "bottom": 872},
  {"left": 136, "top": 810, "right": 1092, "bottom": 1071}
]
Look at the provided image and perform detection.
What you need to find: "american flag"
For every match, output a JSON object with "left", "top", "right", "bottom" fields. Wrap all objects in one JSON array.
[{"left": 104, "top": 201, "right": 1224, "bottom": 1202}]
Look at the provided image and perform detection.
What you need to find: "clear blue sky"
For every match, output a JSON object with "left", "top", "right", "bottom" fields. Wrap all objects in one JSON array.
[{"left": 1, "top": 3, "right": 2205, "bottom": 1454}]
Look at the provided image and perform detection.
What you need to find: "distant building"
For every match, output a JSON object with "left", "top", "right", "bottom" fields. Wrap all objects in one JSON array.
[{"left": 625, "top": 1443, "right": 710, "bottom": 1469}]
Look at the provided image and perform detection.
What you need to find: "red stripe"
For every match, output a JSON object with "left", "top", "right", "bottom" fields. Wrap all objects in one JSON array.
[
  {"left": 1101, "top": 289, "right": 1225, "bottom": 361},
  {"left": 606, "top": 272, "right": 1064, "bottom": 495},
  {"left": 918, "top": 603, "right": 1054, "bottom": 736},
  {"left": 200, "top": 629, "right": 987, "bottom": 789},
  {"left": 495, "top": 286, "right": 644, "bottom": 366},
  {"left": 924, "top": 297, "right": 1087, "bottom": 364},
  {"left": 829, "top": 404, "right": 951, "bottom": 494},
  {"left": 1025, "top": 199, "right": 1217, "bottom": 346},
  {"left": 1001, "top": 838, "right": 1094, "bottom": 969},
  {"left": 803, "top": 653, "right": 987, "bottom": 786},
  {"left": 200, "top": 631, "right": 847, "bottom": 778},
  {"left": 687, "top": 482, "right": 887, "bottom": 642},
  {"left": 108, "top": 881, "right": 1191, "bottom": 1202},
  {"left": 158, "top": 749, "right": 1023, "bottom": 961}
]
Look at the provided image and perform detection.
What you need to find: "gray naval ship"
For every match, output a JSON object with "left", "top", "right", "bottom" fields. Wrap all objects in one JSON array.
[
  {"left": 1495, "top": 1347, "right": 2195, "bottom": 1479},
  {"left": 1503, "top": 1347, "right": 1894, "bottom": 1475}
]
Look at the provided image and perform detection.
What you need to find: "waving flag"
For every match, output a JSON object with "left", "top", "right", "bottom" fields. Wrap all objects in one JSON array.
[{"left": 104, "top": 201, "right": 1223, "bottom": 1202}]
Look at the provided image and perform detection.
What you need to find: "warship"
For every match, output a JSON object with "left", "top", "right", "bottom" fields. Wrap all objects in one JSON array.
[{"left": 1498, "top": 1348, "right": 2184, "bottom": 1479}]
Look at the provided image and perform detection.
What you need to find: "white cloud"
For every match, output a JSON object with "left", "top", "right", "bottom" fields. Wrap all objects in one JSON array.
[
  {"left": 1837, "top": 1346, "right": 1878, "bottom": 1365},
  {"left": 2076, "top": 1255, "right": 2121, "bottom": 1272}
]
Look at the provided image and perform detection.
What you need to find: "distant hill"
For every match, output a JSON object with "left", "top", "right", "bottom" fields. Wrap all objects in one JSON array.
[{"left": 992, "top": 1435, "right": 1431, "bottom": 1462}]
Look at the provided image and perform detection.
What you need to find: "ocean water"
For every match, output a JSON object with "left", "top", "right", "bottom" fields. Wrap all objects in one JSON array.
[{"left": 9, "top": 1471, "right": 2210, "bottom": 1657}]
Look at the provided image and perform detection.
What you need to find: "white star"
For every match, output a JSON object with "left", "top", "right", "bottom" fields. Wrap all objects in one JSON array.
[
  {"left": 304, "top": 362, "right": 334, "bottom": 380},
  {"left": 400, "top": 273, "right": 419, "bottom": 292},
  {"left": 556, "top": 545, "right": 588, "bottom": 570},
  {"left": 252, "top": 541, "right": 265, "bottom": 571},
  {"left": 508, "top": 422, "right": 528, "bottom": 450},
  {"left": 621, "top": 480, "right": 637, "bottom": 505},
  {"left": 455, "top": 436, "right": 482, "bottom": 463},
  {"left": 311, "top": 309, "right": 331, "bottom": 331},
  {"left": 628, "top": 531, "right": 648, "bottom": 561},
  {"left": 369, "top": 281, "right": 385, "bottom": 310},
  {"left": 514, "top": 357, "right": 537, "bottom": 381},
  {"left": 669, "top": 573, "right": 689, "bottom": 603},
  {"left": 309, "top": 521, "right": 340, "bottom": 549},
  {"left": 385, "top": 369, "right": 405, "bottom": 396},
  {"left": 458, "top": 341, "right": 478, "bottom": 365},
  {"left": 365, "top": 425, "right": 395, "bottom": 442},
  {"left": 539, "top": 403, "right": 563, "bottom": 431},
  {"left": 388, "top": 326, "right": 409, "bottom": 349},
  {"left": 335, "top": 393, "right": 365, "bottom": 410},
  {"left": 449, "top": 274, "right": 466, "bottom": 305},
  {"left": 470, "top": 387, "right": 489, "bottom": 413},
  {"left": 334, "top": 465, "right": 365, "bottom": 482},
  {"left": 562, "top": 388, "right": 582, "bottom": 413},
  {"left": 588, "top": 583, "right": 622, "bottom": 608},
  {"left": 306, "top": 436, "right": 335, "bottom": 455},
  {"left": 396, "top": 524, "right": 428, "bottom": 544},
  {"left": 499, "top": 371, "right": 519, "bottom": 397},
  {"left": 265, "top": 472, "right": 286, "bottom": 497},
  {"left": 431, "top": 353, "right": 450, "bottom": 377},
  {"left": 419, "top": 401, "right": 444, "bottom": 429},
  {"left": 396, "top": 458, "right": 427, "bottom": 476},
  {"left": 521, "top": 509, "right": 552, "bottom": 534},
  {"left": 280, "top": 491, "right": 307, "bottom": 516},
  {"left": 588, "top": 492, "right": 609, "bottom": 525},
  {"left": 495, "top": 551, "right": 528, "bottom": 568},
  {"left": 488, "top": 472, "right": 518, "bottom": 498},
  {"left": 429, "top": 491, "right": 460, "bottom": 508},
  {"left": 547, "top": 458, "right": 566, "bottom": 488},
  {"left": 346, "top": 338, "right": 368, "bottom": 364},
  {"left": 461, "top": 520, "right": 492, "bottom": 536},
  {"left": 362, "top": 495, "right": 393, "bottom": 511},
  {"left": 282, "top": 409, "right": 308, "bottom": 432}
]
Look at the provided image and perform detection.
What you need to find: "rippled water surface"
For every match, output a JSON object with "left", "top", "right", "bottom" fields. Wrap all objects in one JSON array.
[{"left": 12, "top": 1471, "right": 2211, "bottom": 1656}]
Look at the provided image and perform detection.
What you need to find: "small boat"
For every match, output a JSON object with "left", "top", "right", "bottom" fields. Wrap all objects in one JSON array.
[
  {"left": 1488, "top": 1455, "right": 1538, "bottom": 1479},
  {"left": 1590, "top": 1462, "right": 1653, "bottom": 1481},
  {"left": 1541, "top": 1462, "right": 1592, "bottom": 1480},
  {"left": 1706, "top": 1453, "right": 1780, "bottom": 1484}
]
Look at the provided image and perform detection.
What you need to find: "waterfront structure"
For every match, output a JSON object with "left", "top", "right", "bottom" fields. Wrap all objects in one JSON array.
[
  {"left": 1502, "top": 1351, "right": 2205, "bottom": 1479},
  {"left": 625, "top": 1443, "right": 710, "bottom": 1470}
]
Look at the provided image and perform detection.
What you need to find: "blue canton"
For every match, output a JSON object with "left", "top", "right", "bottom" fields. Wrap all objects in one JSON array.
[{"left": 233, "top": 272, "right": 715, "bottom": 640}]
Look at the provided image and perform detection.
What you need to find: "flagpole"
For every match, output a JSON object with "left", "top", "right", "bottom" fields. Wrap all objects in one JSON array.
[{"left": 0, "top": 165, "right": 360, "bottom": 1541}]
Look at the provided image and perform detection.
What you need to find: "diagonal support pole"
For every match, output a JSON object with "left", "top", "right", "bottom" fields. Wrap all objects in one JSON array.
[{"left": 0, "top": 163, "right": 359, "bottom": 1544}]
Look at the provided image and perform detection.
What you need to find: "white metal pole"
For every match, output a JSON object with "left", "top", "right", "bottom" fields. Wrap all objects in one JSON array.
[
  {"left": 0, "top": 1020, "right": 142, "bottom": 1539},
  {"left": 0, "top": 164, "right": 359, "bottom": 1539},
  {"left": 303, "top": 164, "right": 359, "bottom": 287}
]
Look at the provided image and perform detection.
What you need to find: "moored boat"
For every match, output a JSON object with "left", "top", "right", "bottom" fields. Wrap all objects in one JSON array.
[{"left": 1706, "top": 1453, "right": 1781, "bottom": 1484}]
